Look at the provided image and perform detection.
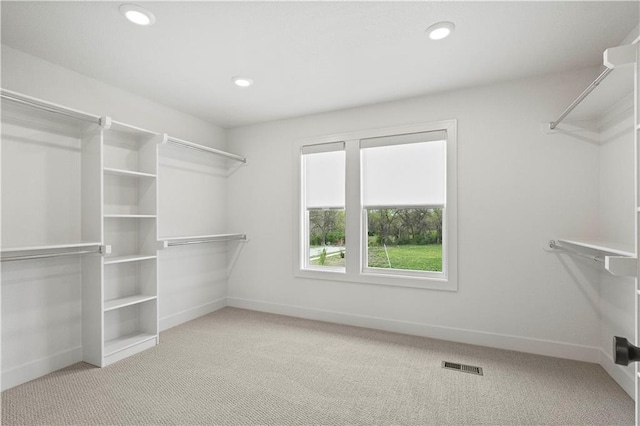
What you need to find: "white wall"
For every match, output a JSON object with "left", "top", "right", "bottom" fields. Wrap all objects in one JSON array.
[
  {"left": 227, "top": 66, "right": 607, "bottom": 362},
  {"left": 1, "top": 45, "right": 229, "bottom": 388}
]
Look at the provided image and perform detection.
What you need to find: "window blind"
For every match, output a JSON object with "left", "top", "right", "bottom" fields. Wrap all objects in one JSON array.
[
  {"left": 303, "top": 145, "right": 345, "bottom": 209},
  {"left": 361, "top": 137, "right": 445, "bottom": 207}
]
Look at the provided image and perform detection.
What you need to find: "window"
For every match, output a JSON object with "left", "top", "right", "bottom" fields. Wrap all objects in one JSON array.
[
  {"left": 361, "top": 132, "right": 446, "bottom": 278},
  {"left": 301, "top": 142, "right": 345, "bottom": 271},
  {"left": 295, "top": 120, "right": 457, "bottom": 291}
]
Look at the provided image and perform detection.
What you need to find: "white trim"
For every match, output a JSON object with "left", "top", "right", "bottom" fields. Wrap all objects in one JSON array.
[
  {"left": 599, "top": 348, "right": 635, "bottom": 399},
  {"left": 227, "top": 297, "right": 600, "bottom": 363},
  {"left": 159, "top": 298, "right": 227, "bottom": 331},
  {"left": 1, "top": 346, "right": 82, "bottom": 391}
]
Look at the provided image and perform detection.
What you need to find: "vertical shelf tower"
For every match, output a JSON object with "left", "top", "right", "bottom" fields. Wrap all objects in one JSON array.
[{"left": 82, "top": 119, "right": 161, "bottom": 367}]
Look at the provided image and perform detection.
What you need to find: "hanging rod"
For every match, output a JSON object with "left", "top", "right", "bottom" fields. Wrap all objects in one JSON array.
[
  {"left": 548, "top": 240, "right": 604, "bottom": 263},
  {"left": 1, "top": 247, "right": 104, "bottom": 262},
  {"left": 549, "top": 67, "right": 613, "bottom": 130},
  {"left": 1, "top": 88, "right": 101, "bottom": 125},
  {"left": 165, "top": 136, "right": 246, "bottom": 163},
  {"left": 162, "top": 233, "right": 247, "bottom": 247}
]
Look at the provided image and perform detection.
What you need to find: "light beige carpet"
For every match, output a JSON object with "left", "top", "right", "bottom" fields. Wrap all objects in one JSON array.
[{"left": 1, "top": 307, "right": 634, "bottom": 425}]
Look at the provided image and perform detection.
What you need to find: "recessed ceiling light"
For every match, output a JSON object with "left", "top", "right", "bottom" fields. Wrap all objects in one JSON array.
[
  {"left": 232, "top": 76, "right": 253, "bottom": 88},
  {"left": 119, "top": 4, "right": 156, "bottom": 26},
  {"left": 426, "top": 22, "right": 455, "bottom": 40}
]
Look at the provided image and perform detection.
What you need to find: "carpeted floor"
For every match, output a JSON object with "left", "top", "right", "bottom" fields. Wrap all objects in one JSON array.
[{"left": 1, "top": 307, "right": 635, "bottom": 425}]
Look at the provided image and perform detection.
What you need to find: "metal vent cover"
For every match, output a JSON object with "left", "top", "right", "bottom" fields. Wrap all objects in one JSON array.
[{"left": 442, "top": 361, "right": 483, "bottom": 376}]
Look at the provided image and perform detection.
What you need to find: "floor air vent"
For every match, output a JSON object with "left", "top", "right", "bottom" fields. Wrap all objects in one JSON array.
[{"left": 442, "top": 361, "right": 483, "bottom": 376}]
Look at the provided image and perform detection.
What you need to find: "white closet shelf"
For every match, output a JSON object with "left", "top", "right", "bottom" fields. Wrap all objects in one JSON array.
[
  {"left": 104, "top": 295, "right": 157, "bottom": 312},
  {"left": 556, "top": 239, "right": 635, "bottom": 257},
  {"left": 104, "top": 167, "right": 157, "bottom": 178},
  {"left": 104, "top": 255, "right": 156, "bottom": 265},
  {"left": 109, "top": 120, "right": 157, "bottom": 138},
  {"left": 0, "top": 242, "right": 102, "bottom": 253},
  {"left": 104, "top": 332, "right": 157, "bottom": 357},
  {"left": 165, "top": 136, "right": 246, "bottom": 163},
  {"left": 160, "top": 233, "right": 246, "bottom": 242},
  {"left": 104, "top": 214, "right": 157, "bottom": 218},
  {"left": 160, "top": 233, "right": 247, "bottom": 248}
]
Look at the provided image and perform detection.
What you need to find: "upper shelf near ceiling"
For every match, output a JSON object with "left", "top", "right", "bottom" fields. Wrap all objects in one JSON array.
[
  {"left": 547, "top": 43, "right": 637, "bottom": 133},
  {"left": 565, "top": 65, "right": 633, "bottom": 123}
]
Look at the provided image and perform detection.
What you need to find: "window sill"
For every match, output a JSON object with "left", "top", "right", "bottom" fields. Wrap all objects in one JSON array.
[{"left": 294, "top": 268, "right": 457, "bottom": 291}]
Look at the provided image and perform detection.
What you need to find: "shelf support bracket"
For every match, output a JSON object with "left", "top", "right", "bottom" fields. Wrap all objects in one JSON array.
[
  {"left": 604, "top": 44, "right": 637, "bottom": 69},
  {"left": 100, "top": 245, "right": 112, "bottom": 255},
  {"left": 605, "top": 256, "right": 637, "bottom": 277}
]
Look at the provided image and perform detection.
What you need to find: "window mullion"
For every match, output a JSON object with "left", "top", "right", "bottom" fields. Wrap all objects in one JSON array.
[{"left": 344, "top": 139, "right": 361, "bottom": 278}]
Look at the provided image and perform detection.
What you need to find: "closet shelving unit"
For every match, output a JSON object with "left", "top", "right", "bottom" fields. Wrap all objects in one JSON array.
[
  {"left": 548, "top": 43, "right": 638, "bottom": 279},
  {"left": 548, "top": 40, "right": 639, "bottom": 417},
  {"left": 0, "top": 89, "right": 103, "bottom": 261},
  {"left": 158, "top": 135, "right": 247, "bottom": 250},
  {"left": 2, "top": 88, "right": 248, "bottom": 386},
  {"left": 96, "top": 119, "right": 160, "bottom": 367}
]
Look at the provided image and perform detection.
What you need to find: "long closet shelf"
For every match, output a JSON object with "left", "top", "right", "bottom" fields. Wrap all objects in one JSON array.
[
  {"left": 0, "top": 242, "right": 102, "bottom": 253},
  {"left": 165, "top": 136, "right": 246, "bottom": 164},
  {"left": 160, "top": 233, "right": 246, "bottom": 242},
  {"left": 104, "top": 214, "right": 157, "bottom": 219},
  {"left": 104, "top": 332, "right": 157, "bottom": 357},
  {"left": 104, "top": 255, "right": 157, "bottom": 265},
  {"left": 104, "top": 295, "right": 157, "bottom": 312},
  {"left": 556, "top": 239, "right": 635, "bottom": 257},
  {"left": 160, "top": 233, "right": 247, "bottom": 247},
  {"left": 104, "top": 167, "right": 157, "bottom": 178}
]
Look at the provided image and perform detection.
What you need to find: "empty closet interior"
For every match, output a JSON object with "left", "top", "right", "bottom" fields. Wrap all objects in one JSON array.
[{"left": 1, "top": 2, "right": 639, "bottom": 424}]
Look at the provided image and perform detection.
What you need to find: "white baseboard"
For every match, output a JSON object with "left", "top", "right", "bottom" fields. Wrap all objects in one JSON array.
[
  {"left": 599, "top": 348, "right": 635, "bottom": 399},
  {"left": 227, "top": 297, "right": 601, "bottom": 363},
  {"left": 160, "top": 297, "right": 227, "bottom": 331},
  {"left": 1, "top": 346, "right": 82, "bottom": 391}
]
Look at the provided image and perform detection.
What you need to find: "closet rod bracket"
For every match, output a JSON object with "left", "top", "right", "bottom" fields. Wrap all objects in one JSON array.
[{"left": 98, "top": 116, "right": 112, "bottom": 130}]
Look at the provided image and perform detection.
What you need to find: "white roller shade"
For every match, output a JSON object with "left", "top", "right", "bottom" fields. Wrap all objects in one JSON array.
[
  {"left": 303, "top": 147, "right": 345, "bottom": 209},
  {"left": 361, "top": 138, "right": 446, "bottom": 207}
]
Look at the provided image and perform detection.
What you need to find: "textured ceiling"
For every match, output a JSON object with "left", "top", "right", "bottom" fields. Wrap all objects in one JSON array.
[{"left": 1, "top": 1, "right": 638, "bottom": 128}]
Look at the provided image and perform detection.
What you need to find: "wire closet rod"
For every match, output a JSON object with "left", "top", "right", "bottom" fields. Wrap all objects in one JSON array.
[
  {"left": 166, "top": 136, "right": 246, "bottom": 163},
  {"left": 549, "top": 67, "right": 613, "bottom": 130},
  {"left": 549, "top": 241, "right": 604, "bottom": 263},
  {"left": 1, "top": 248, "right": 102, "bottom": 262},
  {"left": 164, "top": 234, "right": 247, "bottom": 247},
  {"left": 0, "top": 89, "right": 101, "bottom": 125}
]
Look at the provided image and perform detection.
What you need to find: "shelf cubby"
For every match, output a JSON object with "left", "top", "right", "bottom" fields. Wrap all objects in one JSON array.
[
  {"left": 103, "top": 121, "right": 158, "bottom": 175},
  {"left": 103, "top": 297, "right": 157, "bottom": 363},
  {"left": 104, "top": 217, "right": 157, "bottom": 258},
  {"left": 103, "top": 170, "right": 156, "bottom": 216}
]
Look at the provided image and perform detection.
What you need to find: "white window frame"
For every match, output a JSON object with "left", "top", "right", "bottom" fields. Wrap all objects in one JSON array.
[{"left": 293, "top": 120, "right": 457, "bottom": 291}]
